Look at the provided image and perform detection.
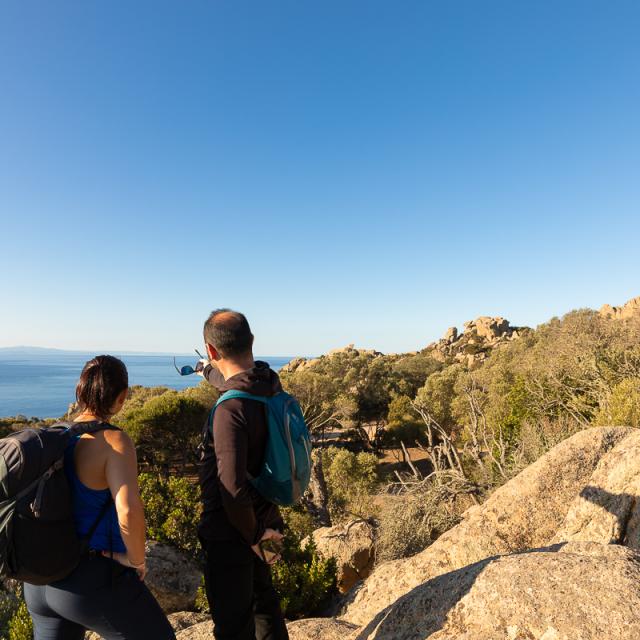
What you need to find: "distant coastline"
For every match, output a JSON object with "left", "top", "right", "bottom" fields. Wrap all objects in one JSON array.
[
  {"left": 0, "top": 348, "right": 294, "bottom": 419},
  {"left": 0, "top": 345, "right": 293, "bottom": 358}
]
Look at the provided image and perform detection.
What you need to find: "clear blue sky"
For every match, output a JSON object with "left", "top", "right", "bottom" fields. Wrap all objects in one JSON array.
[{"left": 1, "top": 1, "right": 639, "bottom": 356}]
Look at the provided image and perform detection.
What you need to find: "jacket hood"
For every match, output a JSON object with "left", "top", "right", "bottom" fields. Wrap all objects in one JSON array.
[{"left": 218, "top": 361, "right": 283, "bottom": 397}]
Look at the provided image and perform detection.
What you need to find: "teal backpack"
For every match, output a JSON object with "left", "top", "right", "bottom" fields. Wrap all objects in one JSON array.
[{"left": 209, "top": 391, "right": 312, "bottom": 506}]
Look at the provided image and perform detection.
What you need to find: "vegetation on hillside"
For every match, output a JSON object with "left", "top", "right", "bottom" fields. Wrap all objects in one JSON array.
[{"left": 2, "top": 301, "right": 639, "bottom": 625}]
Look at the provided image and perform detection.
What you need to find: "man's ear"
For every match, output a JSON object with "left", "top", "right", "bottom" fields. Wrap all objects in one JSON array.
[{"left": 205, "top": 343, "right": 220, "bottom": 361}]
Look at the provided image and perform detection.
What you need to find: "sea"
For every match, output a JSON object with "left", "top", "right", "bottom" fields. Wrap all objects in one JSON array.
[{"left": 0, "top": 349, "right": 293, "bottom": 419}]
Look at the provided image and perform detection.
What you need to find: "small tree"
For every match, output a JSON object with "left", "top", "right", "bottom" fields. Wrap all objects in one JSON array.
[
  {"left": 321, "top": 447, "right": 379, "bottom": 521},
  {"left": 116, "top": 392, "right": 208, "bottom": 469},
  {"left": 383, "top": 395, "right": 426, "bottom": 449},
  {"left": 596, "top": 378, "right": 640, "bottom": 427}
]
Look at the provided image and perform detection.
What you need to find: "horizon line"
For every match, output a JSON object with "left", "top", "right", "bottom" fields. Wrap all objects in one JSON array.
[{"left": 0, "top": 345, "right": 298, "bottom": 358}]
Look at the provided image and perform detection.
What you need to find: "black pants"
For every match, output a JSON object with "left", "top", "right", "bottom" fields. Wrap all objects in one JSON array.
[
  {"left": 24, "top": 555, "right": 175, "bottom": 640},
  {"left": 201, "top": 538, "right": 288, "bottom": 640}
]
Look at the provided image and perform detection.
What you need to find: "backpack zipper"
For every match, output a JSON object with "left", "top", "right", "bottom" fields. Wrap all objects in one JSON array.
[{"left": 30, "top": 458, "right": 63, "bottom": 518}]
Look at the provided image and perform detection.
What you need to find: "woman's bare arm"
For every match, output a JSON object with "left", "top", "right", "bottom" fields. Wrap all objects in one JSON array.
[{"left": 104, "top": 430, "right": 146, "bottom": 568}]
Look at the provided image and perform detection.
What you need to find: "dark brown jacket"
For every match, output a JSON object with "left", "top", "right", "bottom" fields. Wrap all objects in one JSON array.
[{"left": 197, "top": 361, "right": 284, "bottom": 546}]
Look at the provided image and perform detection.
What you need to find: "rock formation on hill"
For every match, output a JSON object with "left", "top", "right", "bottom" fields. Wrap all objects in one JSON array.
[
  {"left": 599, "top": 295, "right": 640, "bottom": 320},
  {"left": 426, "top": 316, "right": 527, "bottom": 367},
  {"left": 281, "top": 344, "right": 383, "bottom": 374},
  {"left": 282, "top": 317, "right": 527, "bottom": 373}
]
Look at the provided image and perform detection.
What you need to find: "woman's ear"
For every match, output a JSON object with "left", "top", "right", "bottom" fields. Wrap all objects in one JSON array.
[{"left": 112, "top": 388, "right": 129, "bottom": 415}]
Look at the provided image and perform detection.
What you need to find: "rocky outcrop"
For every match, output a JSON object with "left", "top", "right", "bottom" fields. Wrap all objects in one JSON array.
[
  {"left": 280, "top": 356, "right": 317, "bottom": 373},
  {"left": 85, "top": 612, "right": 210, "bottom": 640},
  {"left": 304, "top": 520, "right": 376, "bottom": 593},
  {"left": 145, "top": 541, "right": 202, "bottom": 613},
  {"left": 281, "top": 345, "right": 384, "bottom": 374},
  {"left": 354, "top": 542, "right": 640, "bottom": 640},
  {"left": 553, "top": 429, "right": 640, "bottom": 549},
  {"left": 288, "top": 619, "right": 360, "bottom": 640},
  {"left": 173, "top": 620, "right": 213, "bottom": 639},
  {"left": 340, "top": 426, "right": 632, "bottom": 625},
  {"left": 138, "top": 426, "right": 640, "bottom": 640},
  {"left": 599, "top": 295, "right": 640, "bottom": 320},
  {"left": 426, "top": 316, "right": 526, "bottom": 367},
  {"left": 174, "top": 618, "right": 359, "bottom": 639}
]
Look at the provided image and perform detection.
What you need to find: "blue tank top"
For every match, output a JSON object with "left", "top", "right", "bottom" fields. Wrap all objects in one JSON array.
[{"left": 64, "top": 436, "right": 126, "bottom": 553}]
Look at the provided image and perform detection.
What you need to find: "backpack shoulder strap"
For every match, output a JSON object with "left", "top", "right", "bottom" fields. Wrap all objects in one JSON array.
[
  {"left": 67, "top": 421, "right": 121, "bottom": 437},
  {"left": 215, "top": 390, "right": 268, "bottom": 406},
  {"left": 207, "top": 391, "right": 269, "bottom": 433}
]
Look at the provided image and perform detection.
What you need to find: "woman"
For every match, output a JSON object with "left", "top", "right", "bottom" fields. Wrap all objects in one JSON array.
[{"left": 24, "top": 355, "right": 175, "bottom": 640}]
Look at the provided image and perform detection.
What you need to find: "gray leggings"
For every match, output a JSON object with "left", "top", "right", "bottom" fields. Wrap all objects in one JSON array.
[{"left": 24, "top": 555, "right": 175, "bottom": 640}]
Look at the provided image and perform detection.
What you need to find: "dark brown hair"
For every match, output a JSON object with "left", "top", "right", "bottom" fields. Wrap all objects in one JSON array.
[
  {"left": 203, "top": 308, "right": 253, "bottom": 358},
  {"left": 75, "top": 355, "right": 128, "bottom": 419}
]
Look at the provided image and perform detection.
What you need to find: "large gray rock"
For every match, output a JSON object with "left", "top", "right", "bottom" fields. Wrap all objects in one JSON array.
[
  {"left": 340, "top": 426, "right": 632, "bottom": 625},
  {"left": 145, "top": 541, "right": 202, "bottom": 613},
  {"left": 305, "top": 520, "right": 376, "bottom": 593},
  {"left": 553, "top": 429, "right": 640, "bottom": 549},
  {"left": 174, "top": 621, "right": 213, "bottom": 639},
  {"left": 174, "top": 618, "right": 359, "bottom": 640},
  {"left": 288, "top": 619, "right": 360, "bottom": 640},
  {"left": 354, "top": 542, "right": 640, "bottom": 640},
  {"left": 85, "top": 611, "right": 209, "bottom": 639}
]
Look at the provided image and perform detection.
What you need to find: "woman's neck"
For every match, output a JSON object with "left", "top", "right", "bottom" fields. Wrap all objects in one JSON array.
[{"left": 74, "top": 411, "right": 108, "bottom": 423}]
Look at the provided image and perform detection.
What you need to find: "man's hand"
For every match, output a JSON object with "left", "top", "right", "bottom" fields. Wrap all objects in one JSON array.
[
  {"left": 252, "top": 529, "right": 284, "bottom": 565},
  {"left": 195, "top": 359, "right": 209, "bottom": 377}
]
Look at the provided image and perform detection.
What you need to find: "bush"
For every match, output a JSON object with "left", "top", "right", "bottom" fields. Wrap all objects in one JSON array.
[
  {"left": 382, "top": 395, "right": 426, "bottom": 448},
  {"left": 280, "top": 505, "right": 317, "bottom": 542},
  {"left": 6, "top": 600, "right": 32, "bottom": 640},
  {"left": 321, "top": 447, "right": 379, "bottom": 521},
  {"left": 0, "top": 593, "right": 19, "bottom": 640},
  {"left": 193, "top": 525, "right": 337, "bottom": 620},
  {"left": 138, "top": 473, "right": 201, "bottom": 558},
  {"left": 194, "top": 577, "right": 209, "bottom": 614},
  {"left": 376, "top": 482, "right": 465, "bottom": 562},
  {"left": 596, "top": 378, "right": 640, "bottom": 428},
  {"left": 115, "top": 391, "right": 208, "bottom": 469},
  {"left": 271, "top": 530, "right": 337, "bottom": 619}
]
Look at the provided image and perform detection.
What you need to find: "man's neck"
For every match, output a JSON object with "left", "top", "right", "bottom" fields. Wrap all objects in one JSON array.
[{"left": 218, "top": 355, "right": 256, "bottom": 381}]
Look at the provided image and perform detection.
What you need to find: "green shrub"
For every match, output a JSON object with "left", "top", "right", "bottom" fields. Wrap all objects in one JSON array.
[
  {"left": 596, "top": 378, "right": 640, "bottom": 427},
  {"left": 193, "top": 529, "right": 337, "bottom": 620},
  {"left": 321, "top": 447, "right": 379, "bottom": 521},
  {"left": 115, "top": 391, "right": 208, "bottom": 469},
  {"left": 271, "top": 530, "right": 337, "bottom": 619},
  {"left": 0, "top": 593, "right": 19, "bottom": 640},
  {"left": 280, "top": 505, "right": 317, "bottom": 542},
  {"left": 138, "top": 473, "right": 201, "bottom": 558},
  {"left": 194, "top": 577, "right": 209, "bottom": 614},
  {"left": 6, "top": 600, "right": 32, "bottom": 640},
  {"left": 382, "top": 395, "right": 426, "bottom": 448},
  {"left": 376, "top": 483, "right": 464, "bottom": 562}
]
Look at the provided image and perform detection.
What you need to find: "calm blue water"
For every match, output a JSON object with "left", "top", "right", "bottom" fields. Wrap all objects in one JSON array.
[{"left": 0, "top": 351, "right": 293, "bottom": 419}]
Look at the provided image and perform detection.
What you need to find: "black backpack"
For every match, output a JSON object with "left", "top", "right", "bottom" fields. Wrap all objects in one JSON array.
[{"left": 0, "top": 420, "right": 119, "bottom": 585}]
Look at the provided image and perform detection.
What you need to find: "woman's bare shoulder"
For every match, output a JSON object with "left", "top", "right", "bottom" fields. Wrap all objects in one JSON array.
[{"left": 103, "top": 426, "right": 135, "bottom": 454}]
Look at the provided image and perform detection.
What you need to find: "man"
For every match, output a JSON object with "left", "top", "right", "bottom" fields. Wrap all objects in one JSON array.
[{"left": 197, "top": 309, "right": 289, "bottom": 640}]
